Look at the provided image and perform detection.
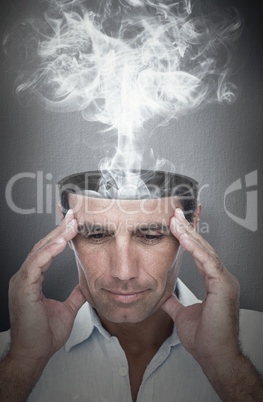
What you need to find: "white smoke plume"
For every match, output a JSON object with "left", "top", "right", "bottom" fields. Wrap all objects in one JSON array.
[{"left": 3, "top": 0, "right": 242, "bottom": 197}]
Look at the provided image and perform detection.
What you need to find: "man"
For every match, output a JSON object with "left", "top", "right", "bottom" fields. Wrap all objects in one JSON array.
[{"left": 0, "top": 171, "right": 263, "bottom": 401}]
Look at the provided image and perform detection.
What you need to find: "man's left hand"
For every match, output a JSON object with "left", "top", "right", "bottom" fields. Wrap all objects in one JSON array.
[
  {"left": 162, "top": 208, "right": 263, "bottom": 400},
  {"left": 162, "top": 207, "right": 241, "bottom": 369}
]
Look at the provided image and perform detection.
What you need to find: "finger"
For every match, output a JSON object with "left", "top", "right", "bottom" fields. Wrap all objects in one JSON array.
[
  {"left": 65, "top": 285, "right": 86, "bottom": 318},
  {"left": 17, "top": 240, "right": 66, "bottom": 285},
  {"left": 170, "top": 216, "right": 224, "bottom": 279},
  {"left": 20, "top": 217, "right": 78, "bottom": 284},
  {"left": 161, "top": 293, "right": 184, "bottom": 323},
  {"left": 31, "top": 210, "right": 76, "bottom": 255},
  {"left": 173, "top": 208, "right": 215, "bottom": 253},
  {"left": 10, "top": 212, "right": 78, "bottom": 300}
]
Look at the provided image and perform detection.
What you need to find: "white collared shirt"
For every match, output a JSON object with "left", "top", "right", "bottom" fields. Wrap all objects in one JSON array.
[{"left": 1, "top": 280, "right": 263, "bottom": 401}]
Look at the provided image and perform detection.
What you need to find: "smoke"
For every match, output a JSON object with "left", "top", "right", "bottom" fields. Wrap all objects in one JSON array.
[{"left": 3, "top": 0, "right": 242, "bottom": 197}]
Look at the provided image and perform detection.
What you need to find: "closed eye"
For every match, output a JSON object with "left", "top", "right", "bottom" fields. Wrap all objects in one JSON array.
[
  {"left": 84, "top": 232, "right": 113, "bottom": 243},
  {"left": 78, "top": 232, "right": 114, "bottom": 243},
  {"left": 137, "top": 233, "right": 164, "bottom": 243}
]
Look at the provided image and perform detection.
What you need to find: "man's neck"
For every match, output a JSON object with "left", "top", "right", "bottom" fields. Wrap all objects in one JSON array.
[{"left": 97, "top": 308, "right": 174, "bottom": 355}]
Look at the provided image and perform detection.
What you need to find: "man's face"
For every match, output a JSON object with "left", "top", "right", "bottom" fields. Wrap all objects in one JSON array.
[{"left": 69, "top": 193, "right": 181, "bottom": 324}]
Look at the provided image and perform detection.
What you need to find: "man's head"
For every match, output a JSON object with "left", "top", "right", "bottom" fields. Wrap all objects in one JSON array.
[{"left": 58, "top": 170, "right": 200, "bottom": 324}]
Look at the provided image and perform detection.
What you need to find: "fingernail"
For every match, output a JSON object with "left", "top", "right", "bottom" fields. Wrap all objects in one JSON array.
[
  {"left": 66, "top": 219, "right": 77, "bottom": 233},
  {"left": 172, "top": 217, "right": 186, "bottom": 233},
  {"left": 176, "top": 208, "right": 185, "bottom": 219},
  {"left": 176, "top": 208, "right": 184, "bottom": 216},
  {"left": 56, "top": 238, "right": 65, "bottom": 244},
  {"left": 67, "top": 218, "right": 76, "bottom": 226}
]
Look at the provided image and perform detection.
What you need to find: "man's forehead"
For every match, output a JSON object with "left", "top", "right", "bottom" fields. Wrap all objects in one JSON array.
[
  {"left": 68, "top": 193, "right": 182, "bottom": 219},
  {"left": 77, "top": 221, "right": 171, "bottom": 234}
]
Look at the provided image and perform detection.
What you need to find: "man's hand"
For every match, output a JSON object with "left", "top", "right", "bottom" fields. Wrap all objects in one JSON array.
[
  {"left": 162, "top": 208, "right": 263, "bottom": 400},
  {"left": 0, "top": 209, "right": 86, "bottom": 402},
  {"left": 8, "top": 209, "right": 85, "bottom": 364},
  {"left": 162, "top": 207, "right": 240, "bottom": 365}
]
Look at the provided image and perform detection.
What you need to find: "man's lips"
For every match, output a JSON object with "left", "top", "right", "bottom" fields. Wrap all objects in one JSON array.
[{"left": 103, "top": 289, "right": 149, "bottom": 303}]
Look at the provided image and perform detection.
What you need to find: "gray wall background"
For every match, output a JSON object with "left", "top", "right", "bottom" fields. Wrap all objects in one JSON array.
[{"left": 0, "top": 0, "right": 262, "bottom": 331}]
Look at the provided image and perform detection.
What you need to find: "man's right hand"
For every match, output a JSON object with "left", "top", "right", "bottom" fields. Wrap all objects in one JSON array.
[{"left": 7, "top": 209, "right": 85, "bottom": 366}]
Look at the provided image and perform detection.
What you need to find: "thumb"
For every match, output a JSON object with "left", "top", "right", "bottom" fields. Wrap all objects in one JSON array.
[
  {"left": 162, "top": 293, "right": 184, "bottom": 323},
  {"left": 66, "top": 285, "right": 86, "bottom": 318}
]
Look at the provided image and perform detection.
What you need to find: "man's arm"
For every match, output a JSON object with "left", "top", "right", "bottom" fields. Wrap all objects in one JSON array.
[
  {"left": 199, "top": 350, "right": 263, "bottom": 401},
  {"left": 0, "top": 354, "right": 48, "bottom": 402},
  {"left": 162, "top": 207, "right": 263, "bottom": 401},
  {"left": 0, "top": 210, "right": 85, "bottom": 402}
]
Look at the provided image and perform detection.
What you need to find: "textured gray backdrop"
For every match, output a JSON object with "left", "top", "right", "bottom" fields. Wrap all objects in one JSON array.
[{"left": 0, "top": 0, "right": 262, "bottom": 331}]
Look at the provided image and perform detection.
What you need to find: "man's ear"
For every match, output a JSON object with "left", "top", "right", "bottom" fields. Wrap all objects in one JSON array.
[
  {"left": 192, "top": 201, "right": 201, "bottom": 230},
  {"left": 57, "top": 203, "right": 73, "bottom": 250}
]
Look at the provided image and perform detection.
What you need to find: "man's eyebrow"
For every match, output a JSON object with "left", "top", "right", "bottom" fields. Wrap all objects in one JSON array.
[
  {"left": 135, "top": 223, "right": 171, "bottom": 232},
  {"left": 78, "top": 223, "right": 112, "bottom": 233}
]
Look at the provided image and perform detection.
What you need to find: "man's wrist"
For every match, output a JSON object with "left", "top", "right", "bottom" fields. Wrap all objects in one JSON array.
[
  {"left": 198, "top": 352, "right": 263, "bottom": 401},
  {"left": 0, "top": 353, "right": 48, "bottom": 402},
  {"left": 6, "top": 351, "right": 49, "bottom": 380}
]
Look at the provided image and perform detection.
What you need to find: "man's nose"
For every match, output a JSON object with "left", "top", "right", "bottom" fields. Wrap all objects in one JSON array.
[{"left": 109, "top": 237, "right": 139, "bottom": 280}]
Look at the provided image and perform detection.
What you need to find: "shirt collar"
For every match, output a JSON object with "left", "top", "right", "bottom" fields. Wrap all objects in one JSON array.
[{"left": 65, "top": 278, "right": 200, "bottom": 352}]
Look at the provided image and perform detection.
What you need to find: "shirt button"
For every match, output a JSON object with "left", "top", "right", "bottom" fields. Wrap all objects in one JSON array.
[{"left": 119, "top": 367, "right": 128, "bottom": 376}]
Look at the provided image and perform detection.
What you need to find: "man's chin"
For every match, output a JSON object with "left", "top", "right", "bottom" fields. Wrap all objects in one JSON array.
[
  {"left": 94, "top": 299, "right": 165, "bottom": 325},
  {"left": 83, "top": 287, "right": 173, "bottom": 324},
  {"left": 97, "top": 311, "right": 152, "bottom": 325}
]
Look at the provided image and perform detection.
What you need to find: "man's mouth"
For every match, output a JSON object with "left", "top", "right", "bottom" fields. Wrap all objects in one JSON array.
[{"left": 104, "top": 289, "right": 148, "bottom": 303}]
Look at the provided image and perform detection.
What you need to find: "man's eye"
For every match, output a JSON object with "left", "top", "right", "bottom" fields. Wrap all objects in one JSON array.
[
  {"left": 138, "top": 234, "right": 164, "bottom": 243},
  {"left": 85, "top": 233, "right": 111, "bottom": 242}
]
